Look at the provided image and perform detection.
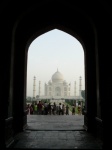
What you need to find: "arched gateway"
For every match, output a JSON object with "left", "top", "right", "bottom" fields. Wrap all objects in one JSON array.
[{"left": 1, "top": 0, "right": 112, "bottom": 149}]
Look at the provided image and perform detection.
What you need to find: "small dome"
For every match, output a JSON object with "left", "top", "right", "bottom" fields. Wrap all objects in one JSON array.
[{"left": 52, "top": 69, "right": 64, "bottom": 83}]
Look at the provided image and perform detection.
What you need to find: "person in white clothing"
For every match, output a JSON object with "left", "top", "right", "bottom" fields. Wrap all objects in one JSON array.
[{"left": 59, "top": 103, "right": 62, "bottom": 115}]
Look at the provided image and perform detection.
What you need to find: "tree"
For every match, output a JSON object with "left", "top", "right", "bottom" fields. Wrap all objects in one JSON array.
[{"left": 81, "top": 90, "right": 85, "bottom": 99}]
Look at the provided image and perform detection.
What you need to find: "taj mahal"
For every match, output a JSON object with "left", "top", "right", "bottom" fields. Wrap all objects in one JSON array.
[
  {"left": 44, "top": 69, "right": 71, "bottom": 98},
  {"left": 32, "top": 69, "right": 84, "bottom": 104}
]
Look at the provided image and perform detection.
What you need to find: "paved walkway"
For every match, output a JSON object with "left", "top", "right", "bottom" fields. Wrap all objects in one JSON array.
[
  {"left": 12, "top": 115, "right": 103, "bottom": 149},
  {"left": 27, "top": 114, "right": 84, "bottom": 131}
]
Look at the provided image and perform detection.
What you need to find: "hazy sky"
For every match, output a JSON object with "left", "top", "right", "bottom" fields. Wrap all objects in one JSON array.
[{"left": 27, "top": 29, "right": 85, "bottom": 97}]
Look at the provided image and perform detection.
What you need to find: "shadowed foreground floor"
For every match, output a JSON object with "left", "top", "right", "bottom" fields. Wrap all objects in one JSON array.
[{"left": 11, "top": 115, "right": 103, "bottom": 149}]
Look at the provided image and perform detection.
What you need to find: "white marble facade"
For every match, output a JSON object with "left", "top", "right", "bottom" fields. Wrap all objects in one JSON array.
[{"left": 44, "top": 69, "right": 71, "bottom": 99}]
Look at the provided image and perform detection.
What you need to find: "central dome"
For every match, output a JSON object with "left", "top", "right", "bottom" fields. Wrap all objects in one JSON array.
[{"left": 52, "top": 69, "right": 64, "bottom": 83}]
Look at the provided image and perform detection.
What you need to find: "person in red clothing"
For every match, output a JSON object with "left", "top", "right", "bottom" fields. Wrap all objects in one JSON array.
[{"left": 30, "top": 104, "right": 34, "bottom": 115}]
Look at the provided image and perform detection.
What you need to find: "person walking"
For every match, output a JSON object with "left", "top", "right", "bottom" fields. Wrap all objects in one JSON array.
[
  {"left": 66, "top": 104, "right": 69, "bottom": 115},
  {"left": 72, "top": 105, "right": 75, "bottom": 115},
  {"left": 78, "top": 104, "right": 81, "bottom": 115},
  {"left": 52, "top": 102, "right": 56, "bottom": 115},
  {"left": 44, "top": 101, "right": 48, "bottom": 115},
  {"left": 37, "top": 101, "right": 42, "bottom": 115},
  {"left": 34, "top": 102, "right": 37, "bottom": 114},
  {"left": 30, "top": 104, "right": 34, "bottom": 115},
  {"left": 59, "top": 103, "right": 62, "bottom": 115},
  {"left": 48, "top": 103, "right": 51, "bottom": 115},
  {"left": 62, "top": 104, "right": 65, "bottom": 115}
]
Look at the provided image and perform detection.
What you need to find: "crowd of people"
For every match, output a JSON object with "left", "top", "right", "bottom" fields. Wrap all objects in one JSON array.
[
  {"left": 26, "top": 101, "right": 70, "bottom": 115},
  {"left": 26, "top": 101, "right": 83, "bottom": 115}
]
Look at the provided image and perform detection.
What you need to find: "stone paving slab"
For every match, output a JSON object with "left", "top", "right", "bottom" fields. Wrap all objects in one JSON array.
[
  {"left": 11, "top": 115, "right": 103, "bottom": 149},
  {"left": 26, "top": 114, "right": 84, "bottom": 131},
  {"left": 13, "top": 130, "right": 102, "bottom": 149}
]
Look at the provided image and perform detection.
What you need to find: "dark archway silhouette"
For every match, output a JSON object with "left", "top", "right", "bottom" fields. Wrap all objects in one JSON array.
[{"left": 1, "top": 0, "right": 112, "bottom": 149}]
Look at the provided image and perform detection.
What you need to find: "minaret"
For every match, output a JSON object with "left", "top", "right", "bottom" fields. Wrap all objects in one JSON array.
[
  {"left": 68, "top": 83, "right": 71, "bottom": 96},
  {"left": 74, "top": 81, "right": 76, "bottom": 96},
  {"left": 79, "top": 76, "right": 82, "bottom": 97},
  {"left": 44, "top": 82, "right": 46, "bottom": 96},
  {"left": 39, "top": 81, "right": 41, "bottom": 96},
  {"left": 33, "top": 76, "right": 36, "bottom": 98}
]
